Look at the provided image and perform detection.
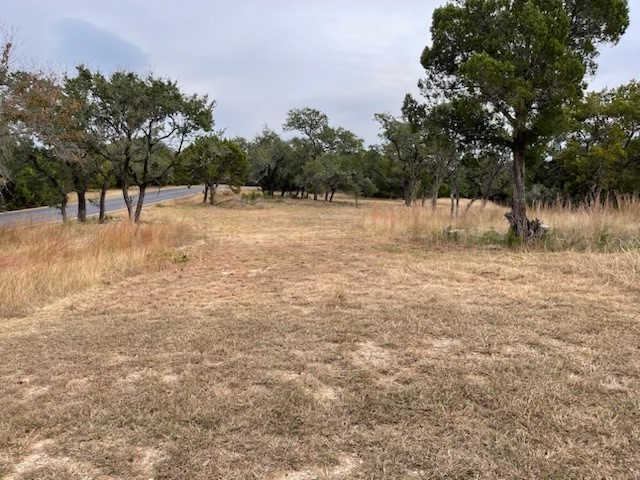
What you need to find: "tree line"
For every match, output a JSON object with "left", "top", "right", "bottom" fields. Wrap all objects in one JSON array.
[{"left": 1, "top": 1, "right": 636, "bottom": 240}]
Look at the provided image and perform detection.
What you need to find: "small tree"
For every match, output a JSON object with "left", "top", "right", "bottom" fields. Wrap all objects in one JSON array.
[
  {"left": 375, "top": 112, "right": 429, "bottom": 206},
  {"left": 7, "top": 70, "right": 92, "bottom": 220},
  {"left": 283, "top": 108, "right": 329, "bottom": 160},
  {"left": 247, "top": 128, "right": 296, "bottom": 196},
  {"left": 182, "top": 136, "right": 248, "bottom": 205}
]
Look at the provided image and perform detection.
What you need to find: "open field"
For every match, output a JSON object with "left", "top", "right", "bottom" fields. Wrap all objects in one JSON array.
[{"left": 1, "top": 196, "right": 639, "bottom": 479}]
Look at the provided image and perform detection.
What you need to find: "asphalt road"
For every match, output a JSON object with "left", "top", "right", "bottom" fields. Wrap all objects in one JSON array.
[{"left": 0, "top": 186, "right": 202, "bottom": 226}]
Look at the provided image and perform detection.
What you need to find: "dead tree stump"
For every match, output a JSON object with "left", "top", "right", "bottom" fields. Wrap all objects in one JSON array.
[{"left": 505, "top": 211, "right": 550, "bottom": 244}]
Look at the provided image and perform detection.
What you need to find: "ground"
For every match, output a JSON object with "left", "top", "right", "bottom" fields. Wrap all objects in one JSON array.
[{"left": 1, "top": 197, "right": 639, "bottom": 479}]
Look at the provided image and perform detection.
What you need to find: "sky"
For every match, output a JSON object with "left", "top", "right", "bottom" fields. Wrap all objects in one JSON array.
[{"left": 3, "top": 0, "right": 640, "bottom": 146}]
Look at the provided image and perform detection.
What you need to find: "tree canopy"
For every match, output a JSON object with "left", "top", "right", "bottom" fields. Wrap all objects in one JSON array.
[
  {"left": 421, "top": 0, "right": 629, "bottom": 240},
  {"left": 73, "top": 66, "right": 215, "bottom": 222},
  {"left": 182, "top": 135, "right": 248, "bottom": 205}
]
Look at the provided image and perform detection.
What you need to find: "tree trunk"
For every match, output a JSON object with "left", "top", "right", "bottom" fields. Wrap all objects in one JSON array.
[
  {"left": 60, "top": 197, "right": 68, "bottom": 222},
  {"left": 324, "top": 190, "right": 329, "bottom": 201},
  {"left": 313, "top": 192, "right": 318, "bottom": 201},
  {"left": 450, "top": 192, "right": 455, "bottom": 217},
  {"left": 134, "top": 185, "right": 146, "bottom": 223},
  {"left": 329, "top": 188, "right": 336, "bottom": 202},
  {"left": 98, "top": 184, "right": 107, "bottom": 224},
  {"left": 403, "top": 180, "right": 412, "bottom": 206},
  {"left": 209, "top": 184, "right": 216, "bottom": 205},
  {"left": 122, "top": 185, "right": 134, "bottom": 222},
  {"left": 465, "top": 198, "right": 478, "bottom": 213},
  {"left": 76, "top": 190, "right": 87, "bottom": 222},
  {"left": 431, "top": 179, "right": 442, "bottom": 210},
  {"left": 505, "top": 140, "right": 548, "bottom": 243},
  {"left": 450, "top": 188, "right": 460, "bottom": 217},
  {"left": 203, "top": 185, "right": 209, "bottom": 203},
  {"left": 404, "top": 177, "right": 420, "bottom": 206},
  {"left": 511, "top": 143, "right": 527, "bottom": 236}
]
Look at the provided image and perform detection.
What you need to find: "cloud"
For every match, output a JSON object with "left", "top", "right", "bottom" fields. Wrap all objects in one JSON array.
[
  {"left": 52, "top": 18, "right": 150, "bottom": 73},
  {"left": 3, "top": 0, "right": 637, "bottom": 145}
]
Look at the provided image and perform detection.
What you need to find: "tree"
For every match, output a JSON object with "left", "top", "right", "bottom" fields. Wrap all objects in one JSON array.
[
  {"left": 75, "top": 67, "right": 214, "bottom": 222},
  {"left": 0, "top": 27, "right": 15, "bottom": 203},
  {"left": 421, "top": 0, "right": 629, "bottom": 241},
  {"left": 375, "top": 112, "right": 426, "bottom": 206},
  {"left": 182, "top": 136, "right": 248, "bottom": 205},
  {"left": 404, "top": 95, "right": 461, "bottom": 210},
  {"left": 247, "top": 128, "right": 296, "bottom": 196},
  {"left": 283, "top": 107, "right": 366, "bottom": 200},
  {"left": 361, "top": 146, "right": 404, "bottom": 200},
  {"left": 283, "top": 108, "right": 329, "bottom": 160},
  {"left": 461, "top": 149, "right": 512, "bottom": 208},
  {"left": 3, "top": 143, "right": 73, "bottom": 214},
  {"left": 2, "top": 68, "right": 94, "bottom": 220},
  {"left": 29, "top": 147, "right": 74, "bottom": 220},
  {"left": 301, "top": 156, "right": 332, "bottom": 201},
  {"left": 339, "top": 152, "right": 378, "bottom": 205},
  {"left": 550, "top": 82, "right": 640, "bottom": 200}
]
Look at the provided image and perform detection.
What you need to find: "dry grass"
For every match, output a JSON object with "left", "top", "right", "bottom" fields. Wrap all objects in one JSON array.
[
  {"left": 364, "top": 197, "right": 640, "bottom": 251},
  {"left": 363, "top": 198, "right": 507, "bottom": 243},
  {"left": 0, "top": 214, "right": 193, "bottom": 317},
  {"left": 1, "top": 196, "right": 640, "bottom": 479}
]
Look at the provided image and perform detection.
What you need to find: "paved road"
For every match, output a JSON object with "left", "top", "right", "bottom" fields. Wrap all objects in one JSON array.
[{"left": 0, "top": 186, "right": 202, "bottom": 226}]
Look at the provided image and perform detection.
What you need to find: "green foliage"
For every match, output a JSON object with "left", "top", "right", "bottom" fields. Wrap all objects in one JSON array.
[
  {"left": 477, "top": 228, "right": 508, "bottom": 246},
  {"left": 247, "top": 110, "right": 374, "bottom": 202},
  {"left": 421, "top": 0, "right": 629, "bottom": 236},
  {"left": 182, "top": 135, "right": 248, "bottom": 203},
  {"left": 283, "top": 108, "right": 329, "bottom": 160},
  {"left": 375, "top": 111, "right": 428, "bottom": 205},
  {"left": 376, "top": 94, "right": 460, "bottom": 206},
  {"left": 247, "top": 128, "right": 297, "bottom": 196},
  {"left": 4, "top": 146, "right": 72, "bottom": 210},
  {"left": 72, "top": 66, "right": 215, "bottom": 220},
  {"left": 546, "top": 81, "right": 640, "bottom": 199},
  {"left": 240, "top": 191, "right": 261, "bottom": 204}
]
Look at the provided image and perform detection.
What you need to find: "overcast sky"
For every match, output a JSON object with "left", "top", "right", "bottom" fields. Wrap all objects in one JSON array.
[{"left": 4, "top": 1, "right": 639, "bottom": 145}]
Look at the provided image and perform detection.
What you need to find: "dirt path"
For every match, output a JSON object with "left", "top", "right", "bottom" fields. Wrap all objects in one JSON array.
[{"left": 1, "top": 199, "right": 639, "bottom": 479}]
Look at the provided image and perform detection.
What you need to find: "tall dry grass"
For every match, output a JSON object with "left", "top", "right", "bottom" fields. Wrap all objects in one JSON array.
[
  {"left": 364, "top": 197, "right": 640, "bottom": 289},
  {"left": 0, "top": 219, "right": 193, "bottom": 317},
  {"left": 364, "top": 199, "right": 506, "bottom": 243},
  {"left": 530, "top": 195, "right": 640, "bottom": 251},
  {"left": 364, "top": 197, "right": 640, "bottom": 250}
]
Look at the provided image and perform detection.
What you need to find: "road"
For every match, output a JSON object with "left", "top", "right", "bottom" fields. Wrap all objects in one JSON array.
[{"left": 0, "top": 186, "right": 201, "bottom": 226}]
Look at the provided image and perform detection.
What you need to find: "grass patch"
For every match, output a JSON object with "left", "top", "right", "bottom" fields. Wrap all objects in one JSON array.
[
  {"left": 0, "top": 216, "right": 193, "bottom": 317},
  {"left": 364, "top": 197, "right": 640, "bottom": 252},
  {"left": 1, "top": 196, "right": 639, "bottom": 478}
]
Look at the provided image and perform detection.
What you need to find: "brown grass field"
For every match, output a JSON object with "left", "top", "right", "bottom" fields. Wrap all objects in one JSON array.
[{"left": 1, "top": 194, "right": 639, "bottom": 479}]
